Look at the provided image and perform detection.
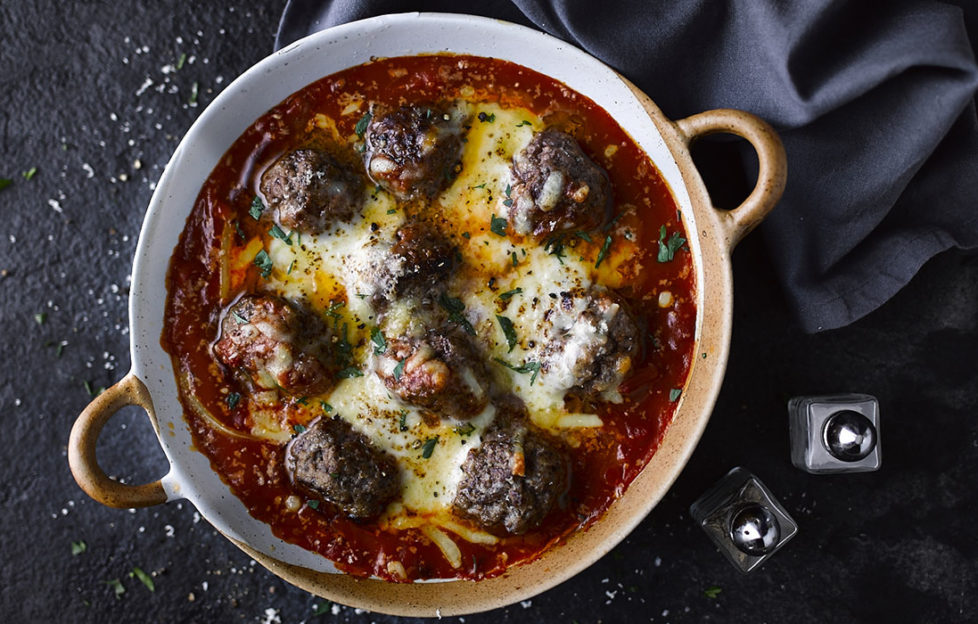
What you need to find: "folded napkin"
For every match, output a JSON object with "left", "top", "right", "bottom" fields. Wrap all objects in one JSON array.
[{"left": 276, "top": 0, "right": 978, "bottom": 332}]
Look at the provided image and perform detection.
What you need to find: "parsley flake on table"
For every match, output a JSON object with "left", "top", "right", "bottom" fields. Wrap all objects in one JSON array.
[
  {"left": 496, "top": 315, "right": 518, "bottom": 352},
  {"left": 104, "top": 578, "right": 125, "bottom": 600},
  {"left": 0, "top": 179, "right": 12, "bottom": 191},
  {"left": 22, "top": 167, "right": 37, "bottom": 180},
  {"left": 130, "top": 567, "right": 155, "bottom": 592},
  {"left": 189, "top": 80, "right": 199, "bottom": 105},
  {"left": 34, "top": 312, "right": 46, "bottom": 325},
  {"left": 176, "top": 52, "right": 186, "bottom": 70},
  {"left": 490, "top": 213, "right": 508, "bottom": 236},
  {"left": 657, "top": 225, "right": 686, "bottom": 262},
  {"left": 253, "top": 249, "right": 273, "bottom": 278},
  {"left": 704, "top": 586, "right": 722, "bottom": 599},
  {"left": 312, "top": 602, "right": 332, "bottom": 616},
  {"left": 71, "top": 540, "right": 87, "bottom": 555}
]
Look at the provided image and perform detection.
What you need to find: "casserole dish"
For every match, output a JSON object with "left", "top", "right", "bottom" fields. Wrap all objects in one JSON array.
[{"left": 68, "top": 12, "right": 785, "bottom": 616}]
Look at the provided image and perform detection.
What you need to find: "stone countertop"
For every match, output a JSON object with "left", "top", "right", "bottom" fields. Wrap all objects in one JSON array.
[{"left": 2, "top": 1, "right": 976, "bottom": 622}]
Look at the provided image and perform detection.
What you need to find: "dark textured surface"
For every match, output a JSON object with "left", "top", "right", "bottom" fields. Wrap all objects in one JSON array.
[{"left": 1, "top": 1, "right": 976, "bottom": 622}]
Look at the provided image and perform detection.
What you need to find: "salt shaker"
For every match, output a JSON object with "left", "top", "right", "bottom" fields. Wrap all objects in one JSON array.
[
  {"left": 788, "top": 394, "right": 881, "bottom": 474},
  {"left": 690, "top": 467, "right": 798, "bottom": 573}
]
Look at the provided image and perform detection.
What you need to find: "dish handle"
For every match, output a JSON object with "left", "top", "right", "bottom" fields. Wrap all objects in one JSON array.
[
  {"left": 675, "top": 109, "right": 787, "bottom": 250},
  {"left": 68, "top": 373, "right": 169, "bottom": 508}
]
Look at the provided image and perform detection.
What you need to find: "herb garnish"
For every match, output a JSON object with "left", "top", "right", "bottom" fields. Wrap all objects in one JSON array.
[
  {"left": 336, "top": 366, "right": 363, "bottom": 379},
  {"left": 516, "top": 120, "right": 532, "bottom": 127},
  {"left": 287, "top": 259, "right": 296, "bottom": 275},
  {"left": 189, "top": 81, "right": 199, "bottom": 105},
  {"left": 71, "top": 540, "right": 87, "bottom": 555},
  {"left": 704, "top": 586, "right": 722, "bottom": 599},
  {"left": 657, "top": 225, "right": 686, "bottom": 263},
  {"left": 22, "top": 167, "right": 37, "bottom": 180},
  {"left": 34, "top": 312, "right": 46, "bottom": 325},
  {"left": 669, "top": 388, "right": 682, "bottom": 402},
  {"left": 370, "top": 327, "right": 387, "bottom": 355},
  {"left": 496, "top": 315, "right": 518, "bottom": 352},
  {"left": 421, "top": 436, "right": 439, "bottom": 459},
  {"left": 105, "top": 579, "right": 125, "bottom": 600},
  {"left": 231, "top": 310, "right": 248, "bottom": 324},
  {"left": 0, "top": 179, "right": 11, "bottom": 192},
  {"left": 249, "top": 196, "right": 264, "bottom": 220},
  {"left": 544, "top": 235, "right": 566, "bottom": 264},
  {"left": 511, "top": 251, "right": 519, "bottom": 267},
  {"left": 392, "top": 358, "right": 406, "bottom": 381},
  {"left": 493, "top": 358, "right": 542, "bottom": 385},
  {"left": 232, "top": 219, "right": 245, "bottom": 240},
  {"left": 398, "top": 410, "right": 409, "bottom": 432},
  {"left": 502, "top": 184, "right": 514, "bottom": 207},
  {"left": 498, "top": 287, "right": 523, "bottom": 300},
  {"left": 455, "top": 422, "right": 476, "bottom": 436},
  {"left": 575, "top": 231, "right": 592, "bottom": 242},
  {"left": 595, "top": 235, "right": 613, "bottom": 268},
  {"left": 490, "top": 213, "right": 507, "bottom": 237},
  {"left": 176, "top": 52, "right": 186, "bottom": 70},
  {"left": 438, "top": 293, "right": 476, "bottom": 335},
  {"left": 312, "top": 603, "right": 332, "bottom": 616},
  {"left": 253, "top": 249, "right": 273, "bottom": 278},
  {"left": 269, "top": 223, "right": 292, "bottom": 245},
  {"left": 471, "top": 183, "right": 486, "bottom": 190},
  {"left": 293, "top": 424, "right": 306, "bottom": 434},
  {"left": 477, "top": 111, "right": 496, "bottom": 123},
  {"left": 354, "top": 111, "right": 372, "bottom": 139},
  {"left": 320, "top": 400, "right": 333, "bottom": 413},
  {"left": 130, "top": 567, "right": 155, "bottom": 592},
  {"left": 306, "top": 499, "right": 320, "bottom": 510},
  {"left": 226, "top": 392, "right": 241, "bottom": 410}
]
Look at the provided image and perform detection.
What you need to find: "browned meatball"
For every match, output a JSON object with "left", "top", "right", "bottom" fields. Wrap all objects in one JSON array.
[
  {"left": 349, "top": 222, "right": 458, "bottom": 310},
  {"left": 538, "top": 288, "right": 639, "bottom": 399},
  {"left": 508, "top": 130, "right": 612, "bottom": 237},
  {"left": 376, "top": 329, "right": 490, "bottom": 421},
  {"left": 259, "top": 149, "right": 363, "bottom": 234},
  {"left": 363, "top": 103, "right": 465, "bottom": 199},
  {"left": 285, "top": 416, "right": 401, "bottom": 521},
  {"left": 213, "top": 294, "right": 332, "bottom": 395},
  {"left": 452, "top": 401, "right": 570, "bottom": 535}
]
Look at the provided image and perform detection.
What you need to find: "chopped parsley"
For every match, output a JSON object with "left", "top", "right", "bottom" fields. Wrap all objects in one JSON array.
[
  {"left": 471, "top": 183, "right": 486, "bottom": 190},
  {"left": 438, "top": 293, "right": 476, "bottom": 336},
  {"left": 477, "top": 111, "right": 495, "bottom": 123},
  {"left": 34, "top": 312, "right": 46, "bottom": 325},
  {"left": 176, "top": 52, "right": 187, "bottom": 70},
  {"left": 320, "top": 401, "right": 333, "bottom": 413},
  {"left": 421, "top": 436, "right": 439, "bottom": 459},
  {"left": 502, "top": 184, "right": 514, "bottom": 207},
  {"left": 296, "top": 396, "right": 309, "bottom": 406},
  {"left": 386, "top": 208, "right": 397, "bottom": 214},
  {"left": 226, "top": 392, "right": 241, "bottom": 410},
  {"left": 455, "top": 422, "right": 476, "bottom": 436},
  {"left": 231, "top": 310, "right": 248, "bottom": 324},
  {"left": 370, "top": 326, "right": 387, "bottom": 355},
  {"left": 493, "top": 358, "right": 542, "bottom": 385},
  {"left": 496, "top": 315, "right": 518, "bottom": 352},
  {"left": 336, "top": 366, "right": 363, "bottom": 379},
  {"left": 392, "top": 358, "right": 406, "bottom": 381},
  {"left": 253, "top": 249, "right": 273, "bottom": 278},
  {"left": 325, "top": 299, "right": 345, "bottom": 323},
  {"left": 575, "top": 231, "right": 593, "bottom": 242},
  {"left": 232, "top": 219, "right": 245, "bottom": 239},
  {"left": 71, "top": 540, "right": 87, "bottom": 556},
  {"left": 249, "top": 196, "right": 264, "bottom": 220},
  {"left": 22, "top": 167, "right": 37, "bottom": 180},
  {"left": 354, "top": 111, "right": 372, "bottom": 138},
  {"left": 704, "top": 586, "right": 722, "bottom": 599},
  {"left": 0, "top": 178, "right": 11, "bottom": 192},
  {"left": 293, "top": 424, "right": 306, "bottom": 434},
  {"left": 105, "top": 578, "right": 125, "bottom": 600},
  {"left": 544, "top": 235, "right": 566, "bottom": 264},
  {"left": 602, "top": 210, "right": 625, "bottom": 232},
  {"left": 306, "top": 499, "right": 320, "bottom": 510},
  {"left": 130, "top": 567, "right": 155, "bottom": 592},
  {"left": 269, "top": 223, "right": 292, "bottom": 245},
  {"left": 189, "top": 80, "right": 199, "bottom": 105},
  {"left": 490, "top": 213, "right": 508, "bottom": 237},
  {"left": 511, "top": 251, "right": 518, "bottom": 267},
  {"left": 312, "top": 603, "right": 332, "bottom": 616},
  {"left": 595, "top": 234, "right": 613, "bottom": 268},
  {"left": 462, "top": 231, "right": 471, "bottom": 239},
  {"left": 287, "top": 258, "right": 296, "bottom": 275},
  {"left": 516, "top": 120, "right": 532, "bottom": 127},
  {"left": 669, "top": 388, "right": 682, "bottom": 402},
  {"left": 398, "top": 410, "right": 409, "bottom": 432},
  {"left": 657, "top": 225, "right": 686, "bottom": 263},
  {"left": 498, "top": 287, "right": 523, "bottom": 300},
  {"left": 332, "top": 322, "right": 353, "bottom": 368}
]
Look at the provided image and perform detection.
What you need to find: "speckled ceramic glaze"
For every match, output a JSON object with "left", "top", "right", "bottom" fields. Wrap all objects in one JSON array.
[{"left": 69, "top": 12, "right": 786, "bottom": 616}]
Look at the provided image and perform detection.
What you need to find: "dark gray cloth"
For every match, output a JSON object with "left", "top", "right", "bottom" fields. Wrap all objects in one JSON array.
[{"left": 275, "top": 0, "right": 978, "bottom": 332}]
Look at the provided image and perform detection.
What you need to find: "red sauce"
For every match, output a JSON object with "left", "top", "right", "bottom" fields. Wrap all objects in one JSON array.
[{"left": 162, "top": 55, "right": 695, "bottom": 582}]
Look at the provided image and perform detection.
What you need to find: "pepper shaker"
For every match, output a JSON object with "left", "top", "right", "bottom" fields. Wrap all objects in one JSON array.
[{"left": 788, "top": 394, "right": 881, "bottom": 474}]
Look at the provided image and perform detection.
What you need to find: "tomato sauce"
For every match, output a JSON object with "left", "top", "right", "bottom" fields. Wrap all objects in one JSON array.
[{"left": 162, "top": 55, "right": 695, "bottom": 582}]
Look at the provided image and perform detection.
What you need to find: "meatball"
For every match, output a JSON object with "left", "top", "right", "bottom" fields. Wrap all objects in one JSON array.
[
  {"left": 349, "top": 222, "right": 458, "bottom": 310},
  {"left": 285, "top": 416, "right": 401, "bottom": 521},
  {"left": 538, "top": 288, "right": 639, "bottom": 399},
  {"left": 213, "top": 294, "right": 332, "bottom": 395},
  {"left": 376, "top": 329, "right": 490, "bottom": 421},
  {"left": 452, "top": 401, "right": 570, "bottom": 535},
  {"left": 259, "top": 148, "right": 363, "bottom": 234},
  {"left": 508, "top": 129, "right": 612, "bottom": 237},
  {"left": 363, "top": 103, "right": 465, "bottom": 199}
]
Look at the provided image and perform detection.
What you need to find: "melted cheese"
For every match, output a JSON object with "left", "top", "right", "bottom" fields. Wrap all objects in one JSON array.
[{"left": 238, "top": 103, "right": 638, "bottom": 555}]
